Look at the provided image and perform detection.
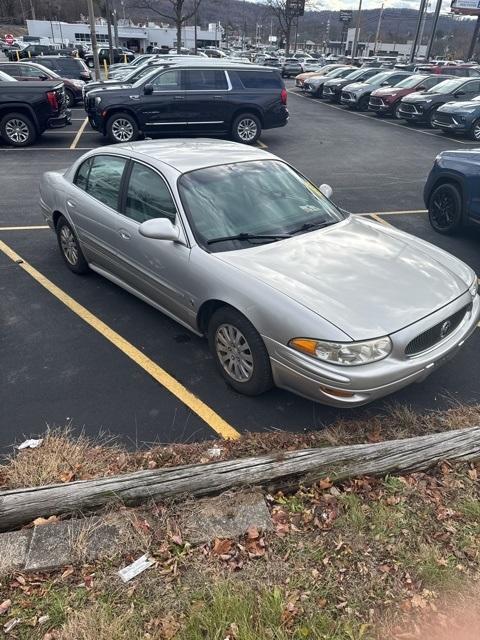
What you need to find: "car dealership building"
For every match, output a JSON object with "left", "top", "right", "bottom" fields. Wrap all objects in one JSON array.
[{"left": 26, "top": 19, "right": 223, "bottom": 52}]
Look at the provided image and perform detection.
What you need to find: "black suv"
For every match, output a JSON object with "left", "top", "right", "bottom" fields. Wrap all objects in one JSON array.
[
  {"left": 398, "top": 77, "right": 480, "bottom": 127},
  {"left": 32, "top": 55, "right": 92, "bottom": 82},
  {"left": 7, "top": 44, "right": 55, "bottom": 60},
  {"left": 85, "top": 64, "right": 288, "bottom": 144},
  {"left": 85, "top": 47, "right": 135, "bottom": 68}
]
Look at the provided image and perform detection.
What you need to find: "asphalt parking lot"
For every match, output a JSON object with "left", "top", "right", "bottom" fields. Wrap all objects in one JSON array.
[{"left": 2, "top": 81, "right": 480, "bottom": 451}]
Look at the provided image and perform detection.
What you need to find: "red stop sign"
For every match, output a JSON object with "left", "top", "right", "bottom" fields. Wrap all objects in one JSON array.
[{"left": 5, "top": 34, "right": 14, "bottom": 46}]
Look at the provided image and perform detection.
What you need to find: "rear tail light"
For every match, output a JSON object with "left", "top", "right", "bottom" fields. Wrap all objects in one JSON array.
[
  {"left": 46, "top": 90, "right": 58, "bottom": 111},
  {"left": 281, "top": 87, "right": 287, "bottom": 105}
]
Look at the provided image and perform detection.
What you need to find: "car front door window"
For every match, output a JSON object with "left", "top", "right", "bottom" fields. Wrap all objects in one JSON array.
[{"left": 151, "top": 69, "right": 182, "bottom": 91}]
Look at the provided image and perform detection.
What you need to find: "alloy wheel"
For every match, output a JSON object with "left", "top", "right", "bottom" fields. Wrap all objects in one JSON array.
[
  {"left": 430, "top": 187, "right": 457, "bottom": 229},
  {"left": 473, "top": 121, "right": 480, "bottom": 140},
  {"left": 236, "top": 118, "right": 258, "bottom": 142},
  {"left": 60, "top": 225, "right": 79, "bottom": 266},
  {"left": 5, "top": 119, "right": 29, "bottom": 144},
  {"left": 111, "top": 118, "right": 134, "bottom": 142},
  {"left": 215, "top": 323, "right": 254, "bottom": 383}
]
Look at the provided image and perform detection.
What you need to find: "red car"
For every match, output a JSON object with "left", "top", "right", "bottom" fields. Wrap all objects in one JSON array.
[
  {"left": 368, "top": 74, "right": 452, "bottom": 118},
  {"left": 415, "top": 64, "right": 480, "bottom": 77}
]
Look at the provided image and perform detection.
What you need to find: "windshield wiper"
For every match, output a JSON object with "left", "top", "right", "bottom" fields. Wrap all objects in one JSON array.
[
  {"left": 206, "top": 232, "right": 290, "bottom": 245},
  {"left": 289, "top": 220, "right": 336, "bottom": 235}
]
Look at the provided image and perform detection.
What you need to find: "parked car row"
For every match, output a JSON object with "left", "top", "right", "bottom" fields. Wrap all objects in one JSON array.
[{"left": 297, "top": 63, "right": 480, "bottom": 140}]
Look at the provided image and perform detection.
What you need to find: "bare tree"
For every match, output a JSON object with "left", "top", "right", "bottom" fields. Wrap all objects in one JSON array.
[
  {"left": 266, "top": 0, "right": 311, "bottom": 55},
  {"left": 132, "top": 0, "right": 202, "bottom": 53}
]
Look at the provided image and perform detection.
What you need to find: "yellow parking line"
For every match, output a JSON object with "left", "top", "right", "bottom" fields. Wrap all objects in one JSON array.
[
  {"left": 70, "top": 117, "right": 89, "bottom": 150},
  {"left": 0, "top": 225, "right": 49, "bottom": 231},
  {"left": 0, "top": 238, "right": 240, "bottom": 441},
  {"left": 256, "top": 140, "right": 268, "bottom": 149},
  {"left": 369, "top": 213, "right": 392, "bottom": 226}
]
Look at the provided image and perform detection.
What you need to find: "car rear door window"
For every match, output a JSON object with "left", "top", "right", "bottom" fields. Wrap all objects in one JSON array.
[
  {"left": 186, "top": 69, "right": 228, "bottom": 91},
  {"left": 21, "top": 65, "right": 45, "bottom": 77},
  {"left": 235, "top": 70, "right": 282, "bottom": 89},
  {"left": 124, "top": 162, "right": 176, "bottom": 223},
  {"left": 151, "top": 69, "right": 183, "bottom": 91},
  {"left": 84, "top": 155, "right": 127, "bottom": 210}
]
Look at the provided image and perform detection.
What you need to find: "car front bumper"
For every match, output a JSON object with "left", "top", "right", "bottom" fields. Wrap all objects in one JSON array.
[
  {"left": 398, "top": 107, "right": 427, "bottom": 122},
  {"left": 432, "top": 117, "right": 470, "bottom": 132},
  {"left": 265, "top": 292, "right": 480, "bottom": 407},
  {"left": 340, "top": 93, "right": 359, "bottom": 106}
]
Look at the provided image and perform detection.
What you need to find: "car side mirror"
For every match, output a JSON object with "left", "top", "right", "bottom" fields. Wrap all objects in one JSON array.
[
  {"left": 381, "top": 81, "right": 389, "bottom": 86},
  {"left": 39, "top": 74, "right": 49, "bottom": 80},
  {"left": 455, "top": 90, "right": 465, "bottom": 97},
  {"left": 139, "top": 218, "right": 180, "bottom": 242},
  {"left": 320, "top": 183, "right": 333, "bottom": 199},
  {"left": 144, "top": 83, "right": 153, "bottom": 95},
  {"left": 417, "top": 85, "right": 426, "bottom": 90}
]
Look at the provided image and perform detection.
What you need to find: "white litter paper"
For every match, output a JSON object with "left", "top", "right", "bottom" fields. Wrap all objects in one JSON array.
[
  {"left": 118, "top": 554, "right": 155, "bottom": 583},
  {"left": 17, "top": 438, "right": 43, "bottom": 450}
]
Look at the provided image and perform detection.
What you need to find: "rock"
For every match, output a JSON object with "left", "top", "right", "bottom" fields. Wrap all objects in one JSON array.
[
  {"left": 0, "top": 530, "right": 31, "bottom": 575},
  {"left": 179, "top": 491, "right": 272, "bottom": 544}
]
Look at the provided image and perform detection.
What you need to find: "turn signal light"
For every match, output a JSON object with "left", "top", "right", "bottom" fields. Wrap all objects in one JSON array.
[{"left": 319, "top": 386, "right": 354, "bottom": 398}]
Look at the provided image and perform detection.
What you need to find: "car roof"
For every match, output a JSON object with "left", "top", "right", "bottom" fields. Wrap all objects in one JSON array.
[{"left": 105, "top": 139, "right": 274, "bottom": 174}]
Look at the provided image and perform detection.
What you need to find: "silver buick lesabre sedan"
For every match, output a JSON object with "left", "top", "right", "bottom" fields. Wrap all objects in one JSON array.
[{"left": 39, "top": 140, "right": 480, "bottom": 407}]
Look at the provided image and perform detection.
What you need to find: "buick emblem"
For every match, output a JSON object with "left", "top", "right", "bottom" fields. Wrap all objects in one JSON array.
[{"left": 440, "top": 320, "right": 451, "bottom": 339}]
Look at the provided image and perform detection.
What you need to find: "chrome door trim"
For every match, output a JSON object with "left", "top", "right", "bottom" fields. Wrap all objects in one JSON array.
[{"left": 144, "top": 121, "right": 188, "bottom": 125}]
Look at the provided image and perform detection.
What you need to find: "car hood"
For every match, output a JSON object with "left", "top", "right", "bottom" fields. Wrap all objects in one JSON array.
[
  {"left": 343, "top": 81, "right": 369, "bottom": 92},
  {"left": 216, "top": 216, "right": 472, "bottom": 340},
  {"left": 402, "top": 90, "right": 436, "bottom": 103},
  {"left": 87, "top": 83, "right": 133, "bottom": 94},
  {"left": 372, "top": 86, "right": 402, "bottom": 97},
  {"left": 438, "top": 100, "right": 480, "bottom": 112}
]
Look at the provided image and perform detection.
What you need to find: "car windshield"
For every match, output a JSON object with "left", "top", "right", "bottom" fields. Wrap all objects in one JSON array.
[
  {"left": 326, "top": 66, "right": 352, "bottom": 78},
  {"left": 427, "top": 78, "right": 465, "bottom": 94},
  {"left": 0, "top": 69, "right": 15, "bottom": 81},
  {"left": 178, "top": 160, "right": 346, "bottom": 251},
  {"left": 130, "top": 64, "right": 165, "bottom": 81},
  {"left": 366, "top": 71, "right": 396, "bottom": 85},
  {"left": 394, "top": 74, "right": 427, "bottom": 89},
  {"left": 342, "top": 68, "right": 371, "bottom": 81}
]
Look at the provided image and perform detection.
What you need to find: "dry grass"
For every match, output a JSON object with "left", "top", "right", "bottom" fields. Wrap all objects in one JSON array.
[
  {"left": 0, "top": 426, "right": 124, "bottom": 489},
  {"left": 2, "top": 403, "right": 480, "bottom": 490}
]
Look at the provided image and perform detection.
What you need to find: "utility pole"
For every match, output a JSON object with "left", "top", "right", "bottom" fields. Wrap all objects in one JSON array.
[
  {"left": 373, "top": 3, "right": 384, "bottom": 55},
  {"left": 113, "top": 4, "right": 119, "bottom": 48},
  {"left": 105, "top": 0, "right": 114, "bottom": 65},
  {"left": 426, "top": 0, "right": 442, "bottom": 60},
  {"left": 193, "top": 0, "right": 198, "bottom": 54},
  {"left": 410, "top": 0, "right": 428, "bottom": 62},
  {"left": 417, "top": 0, "right": 430, "bottom": 57},
  {"left": 351, "top": 0, "right": 363, "bottom": 61},
  {"left": 29, "top": 0, "right": 36, "bottom": 20},
  {"left": 294, "top": 16, "right": 299, "bottom": 52},
  {"left": 467, "top": 15, "right": 480, "bottom": 60},
  {"left": 87, "top": 0, "right": 101, "bottom": 80}
]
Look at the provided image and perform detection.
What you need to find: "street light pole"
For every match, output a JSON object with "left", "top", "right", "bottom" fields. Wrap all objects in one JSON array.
[
  {"left": 105, "top": 0, "right": 114, "bottom": 66},
  {"left": 351, "top": 0, "right": 363, "bottom": 61},
  {"left": 373, "top": 3, "right": 384, "bottom": 56},
  {"left": 425, "top": 0, "right": 442, "bottom": 60},
  {"left": 193, "top": 0, "right": 198, "bottom": 54},
  {"left": 86, "top": 0, "right": 101, "bottom": 81},
  {"left": 410, "top": 0, "right": 428, "bottom": 62}
]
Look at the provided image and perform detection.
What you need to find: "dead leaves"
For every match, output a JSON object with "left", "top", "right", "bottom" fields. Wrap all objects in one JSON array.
[
  {"left": 0, "top": 600, "right": 11, "bottom": 616},
  {"left": 209, "top": 527, "right": 267, "bottom": 569}
]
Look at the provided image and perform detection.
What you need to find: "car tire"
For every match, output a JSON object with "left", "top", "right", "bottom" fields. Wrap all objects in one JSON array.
[
  {"left": 469, "top": 118, "right": 480, "bottom": 140},
  {"left": 106, "top": 112, "right": 139, "bottom": 143},
  {"left": 428, "top": 182, "right": 464, "bottom": 235},
  {"left": 358, "top": 95, "right": 369, "bottom": 111},
  {"left": 65, "top": 88, "right": 75, "bottom": 109},
  {"left": 428, "top": 107, "right": 438, "bottom": 128},
  {"left": 0, "top": 112, "right": 36, "bottom": 147},
  {"left": 87, "top": 58, "right": 94, "bottom": 68},
  {"left": 207, "top": 307, "right": 273, "bottom": 396},
  {"left": 314, "top": 87, "right": 323, "bottom": 98},
  {"left": 393, "top": 103, "right": 402, "bottom": 119},
  {"left": 231, "top": 113, "right": 261, "bottom": 145},
  {"left": 55, "top": 215, "right": 89, "bottom": 274}
]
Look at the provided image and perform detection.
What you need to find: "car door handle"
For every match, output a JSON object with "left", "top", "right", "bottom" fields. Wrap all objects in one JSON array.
[
  {"left": 173, "top": 95, "right": 185, "bottom": 100},
  {"left": 66, "top": 200, "right": 77, "bottom": 208},
  {"left": 118, "top": 230, "right": 131, "bottom": 240},
  {"left": 213, "top": 95, "right": 224, "bottom": 101}
]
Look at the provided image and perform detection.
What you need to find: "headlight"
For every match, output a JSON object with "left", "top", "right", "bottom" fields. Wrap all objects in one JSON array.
[
  {"left": 289, "top": 336, "right": 392, "bottom": 366},
  {"left": 469, "top": 277, "right": 478, "bottom": 298},
  {"left": 94, "top": 96, "right": 102, "bottom": 105},
  {"left": 423, "top": 98, "right": 433, "bottom": 104},
  {"left": 71, "top": 79, "right": 85, "bottom": 87}
]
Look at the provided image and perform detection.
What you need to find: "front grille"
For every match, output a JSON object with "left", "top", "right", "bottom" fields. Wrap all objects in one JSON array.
[
  {"left": 434, "top": 112, "right": 453, "bottom": 125},
  {"left": 400, "top": 103, "right": 416, "bottom": 113},
  {"left": 369, "top": 96, "right": 383, "bottom": 106},
  {"left": 405, "top": 304, "right": 471, "bottom": 356}
]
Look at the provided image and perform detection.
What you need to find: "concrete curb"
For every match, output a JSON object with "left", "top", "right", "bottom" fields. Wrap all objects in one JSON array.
[{"left": 0, "top": 491, "right": 272, "bottom": 576}]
